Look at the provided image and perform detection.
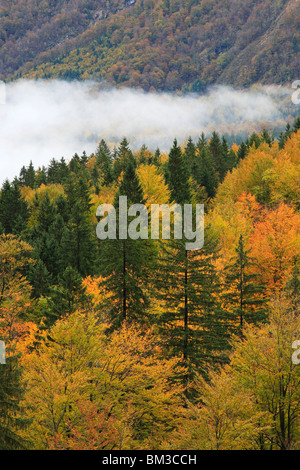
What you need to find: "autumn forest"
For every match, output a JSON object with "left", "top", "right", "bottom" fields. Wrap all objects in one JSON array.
[{"left": 0, "top": 117, "right": 300, "bottom": 450}]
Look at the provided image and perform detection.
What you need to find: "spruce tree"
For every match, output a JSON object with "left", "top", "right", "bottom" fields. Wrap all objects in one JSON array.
[
  {"left": 49, "top": 266, "right": 88, "bottom": 317},
  {"left": 195, "top": 147, "right": 218, "bottom": 199},
  {"left": 0, "top": 354, "right": 28, "bottom": 449},
  {"left": 0, "top": 179, "right": 29, "bottom": 235},
  {"left": 95, "top": 139, "right": 113, "bottom": 185},
  {"left": 98, "top": 160, "right": 155, "bottom": 327},
  {"left": 59, "top": 175, "right": 97, "bottom": 277},
  {"left": 167, "top": 138, "right": 191, "bottom": 205},
  {"left": 155, "top": 227, "right": 231, "bottom": 387},
  {"left": 157, "top": 143, "right": 231, "bottom": 387},
  {"left": 113, "top": 137, "right": 134, "bottom": 179},
  {"left": 183, "top": 136, "right": 196, "bottom": 179},
  {"left": 27, "top": 259, "right": 52, "bottom": 298},
  {"left": 223, "top": 234, "right": 268, "bottom": 334},
  {"left": 209, "top": 131, "right": 227, "bottom": 182},
  {"left": 237, "top": 141, "right": 248, "bottom": 161}
]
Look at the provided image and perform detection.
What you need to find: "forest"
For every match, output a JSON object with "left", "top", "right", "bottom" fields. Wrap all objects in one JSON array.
[
  {"left": 1, "top": 0, "right": 299, "bottom": 91},
  {"left": 0, "top": 117, "right": 300, "bottom": 450}
]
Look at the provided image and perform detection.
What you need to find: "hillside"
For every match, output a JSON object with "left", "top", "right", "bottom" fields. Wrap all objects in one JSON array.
[{"left": 1, "top": 0, "right": 299, "bottom": 91}]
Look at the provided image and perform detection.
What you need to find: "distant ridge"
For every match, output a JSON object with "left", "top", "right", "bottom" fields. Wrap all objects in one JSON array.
[{"left": 0, "top": 0, "right": 299, "bottom": 91}]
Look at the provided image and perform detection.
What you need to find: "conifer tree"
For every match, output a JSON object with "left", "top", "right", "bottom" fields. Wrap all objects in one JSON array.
[
  {"left": 49, "top": 266, "right": 88, "bottom": 317},
  {"left": 195, "top": 147, "right": 218, "bottom": 199},
  {"left": 183, "top": 136, "right": 196, "bottom": 179},
  {"left": 157, "top": 142, "right": 230, "bottom": 386},
  {"left": 237, "top": 141, "right": 248, "bottom": 160},
  {"left": 60, "top": 200, "right": 96, "bottom": 277},
  {"left": 223, "top": 234, "right": 268, "bottom": 334},
  {"left": 167, "top": 138, "right": 191, "bottom": 205},
  {"left": 113, "top": 137, "right": 135, "bottom": 179},
  {"left": 0, "top": 179, "right": 29, "bottom": 235},
  {"left": 0, "top": 354, "right": 28, "bottom": 449},
  {"left": 95, "top": 139, "right": 113, "bottom": 185},
  {"left": 155, "top": 227, "right": 231, "bottom": 386},
  {"left": 98, "top": 160, "right": 155, "bottom": 327},
  {"left": 209, "top": 131, "right": 227, "bottom": 182},
  {"left": 27, "top": 259, "right": 51, "bottom": 298},
  {"left": 60, "top": 175, "right": 97, "bottom": 276},
  {"left": 18, "top": 161, "right": 35, "bottom": 188}
]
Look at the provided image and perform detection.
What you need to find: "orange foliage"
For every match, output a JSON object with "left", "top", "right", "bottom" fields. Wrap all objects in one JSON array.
[{"left": 249, "top": 202, "right": 300, "bottom": 293}]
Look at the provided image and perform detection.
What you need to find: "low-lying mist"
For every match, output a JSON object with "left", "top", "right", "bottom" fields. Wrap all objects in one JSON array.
[{"left": 0, "top": 79, "right": 297, "bottom": 183}]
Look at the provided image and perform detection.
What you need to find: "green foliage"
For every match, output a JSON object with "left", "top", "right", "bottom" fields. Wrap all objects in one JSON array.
[{"left": 223, "top": 234, "right": 268, "bottom": 334}]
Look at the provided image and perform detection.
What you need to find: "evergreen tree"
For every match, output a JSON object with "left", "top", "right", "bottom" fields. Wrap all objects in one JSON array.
[
  {"left": 95, "top": 139, "right": 113, "bottom": 185},
  {"left": 237, "top": 141, "right": 248, "bottom": 160},
  {"left": 0, "top": 354, "right": 28, "bottom": 449},
  {"left": 195, "top": 147, "right": 218, "bottom": 199},
  {"left": 209, "top": 131, "right": 227, "bottom": 182},
  {"left": 247, "top": 132, "right": 261, "bottom": 149},
  {"left": 113, "top": 137, "right": 135, "bottom": 179},
  {"left": 98, "top": 160, "right": 155, "bottom": 327},
  {"left": 18, "top": 161, "right": 35, "bottom": 188},
  {"left": 49, "top": 266, "right": 87, "bottom": 317},
  {"left": 278, "top": 131, "right": 286, "bottom": 150},
  {"left": 0, "top": 179, "right": 29, "bottom": 235},
  {"left": 60, "top": 201, "right": 96, "bottom": 277},
  {"left": 155, "top": 227, "right": 231, "bottom": 388},
  {"left": 35, "top": 193, "right": 57, "bottom": 235},
  {"left": 27, "top": 259, "right": 52, "bottom": 298},
  {"left": 183, "top": 136, "right": 196, "bottom": 179},
  {"left": 159, "top": 145, "right": 230, "bottom": 388},
  {"left": 35, "top": 166, "right": 48, "bottom": 186},
  {"left": 167, "top": 138, "right": 191, "bottom": 205},
  {"left": 261, "top": 128, "right": 273, "bottom": 146},
  {"left": 223, "top": 234, "right": 268, "bottom": 334},
  {"left": 60, "top": 176, "right": 96, "bottom": 277},
  {"left": 153, "top": 148, "right": 161, "bottom": 166},
  {"left": 292, "top": 116, "right": 300, "bottom": 133},
  {"left": 196, "top": 132, "right": 207, "bottom": 152}
]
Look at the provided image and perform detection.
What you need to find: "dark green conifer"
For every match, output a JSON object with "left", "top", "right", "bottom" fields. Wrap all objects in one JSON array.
[
  {"left": 98, "top": 160, "right": 155, "bottom": 327},
  {"left": 223, "top": 234, "right": 268, "bottom": 334}
]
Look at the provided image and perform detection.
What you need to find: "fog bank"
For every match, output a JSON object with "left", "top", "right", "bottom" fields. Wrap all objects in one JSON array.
[{"left": 0, "top": 79, "right": 296, "bottom": 183}]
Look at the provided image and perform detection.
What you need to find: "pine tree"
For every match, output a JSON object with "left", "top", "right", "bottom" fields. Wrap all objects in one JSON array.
[
  {"left": 49, "top": 266, "right": 88, "bottom": 317},
  {"left": 113, "top": 137, "right": 134, "bottom": 179},
  {"left": 223, "top": 234, "right": 268, "bottom": 334},
  {"left": 158, "top": 146, "right": 230, "bottom": 387},
  {"left": 95, "top": 139, "right": 113, "bottom": 185},
  {"left": 0, "top": 179, "right": 29, "bottom": 235},
  {"left": 0, "top": 354, "right": 28, "bottom": 449},
  {"left": 59, "top": 175, "right": 97, "bottom": 276},
  {"left": 209, "top": 131, "right": 227, "bottom": 182},
  {"left": 167, "top": 138, "right": 191, "bottom": 205},
  {"left": 183, "top": 136, "right": 196, "bottom": 179},
  {"left": 98, "top": 160, "right": 155, "bottom": 327},
  {"left": 155, "top": 228, "right": 231, "bottom": 387},
  {"left": 195, "top": 147, "right": 218, "bottom": 199},
  {"left": 27, "top": 259, "right": 52, "bottom": 298},
  {"left": 237, "top": 141, "right": 248, "bottom": 160}
]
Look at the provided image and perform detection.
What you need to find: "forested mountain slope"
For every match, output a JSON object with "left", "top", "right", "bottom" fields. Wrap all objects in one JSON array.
[{"left": 0, "top": 0, "right": 299, "bottom": 91}]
